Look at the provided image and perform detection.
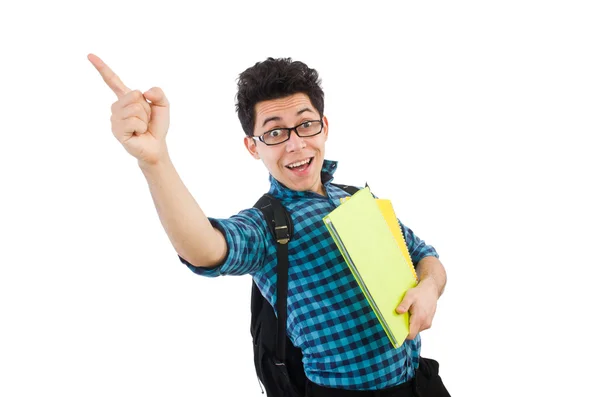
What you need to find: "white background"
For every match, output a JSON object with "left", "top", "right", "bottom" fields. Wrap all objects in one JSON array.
[{"left": 1, "top": 1, "right": 599, "bottom": 396}]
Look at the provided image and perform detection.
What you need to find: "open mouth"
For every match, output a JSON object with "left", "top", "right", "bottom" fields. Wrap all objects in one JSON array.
[{"left": 285, "top": 157, "right": 314, "bottom": 173}]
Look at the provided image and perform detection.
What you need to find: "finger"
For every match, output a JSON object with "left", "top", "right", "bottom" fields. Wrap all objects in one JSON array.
[
  {"left": 88, "top": 53, "right": 130, "bottom": 98},
  {"left": 111, "top": 111, "right": 148, "bottom": 130},
  {"left": 143, "top": 87, "right": 169, "bottom": 107},
  {"left": 121, "top": 90, "right": 151, "bottom": 120},
  {"left": 139, "top": 97, "right": 151, "bottom": 120},
  {"left": 421, "top": 317, "right": 432, "bottom": 331},
  {"left": 111, "top": 90, "right": 146, "bottom": 114},
  {"left": 396, "top": 291, "right": 415, "bottom": 314},
  {"left": 115, "top": 102, "right": 149, "bottom": 124},
  {"left": 407, "top": 313, "right": 421, "bottom": 340},
  {"left": 117, "top": 118, "right": 148, "bottom": 136}
]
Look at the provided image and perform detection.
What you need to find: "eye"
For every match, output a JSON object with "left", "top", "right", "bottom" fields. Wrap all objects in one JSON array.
[
  {"left": 268, "top": 129, "right": 283, "bottom": 138},
  {"left": 300, "top": 121, "right": 312, "bottom": 129}
]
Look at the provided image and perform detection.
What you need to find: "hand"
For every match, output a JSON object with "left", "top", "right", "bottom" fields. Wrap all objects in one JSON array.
[
  {"left": 395, "top": 278, "right": 439, "bottom": 340},
  {"left": 88, "top": 53, "right": 170, "bottom": 165}
]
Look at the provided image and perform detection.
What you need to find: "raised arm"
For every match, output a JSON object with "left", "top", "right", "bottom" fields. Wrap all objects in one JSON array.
[{"left": 88, "top": 54, "right": 226, "bottom": 268}]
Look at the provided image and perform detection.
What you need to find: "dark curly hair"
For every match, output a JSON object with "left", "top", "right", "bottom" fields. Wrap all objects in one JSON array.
[{"left": 235, "top": 57, "right": 324, "bottom": 137}]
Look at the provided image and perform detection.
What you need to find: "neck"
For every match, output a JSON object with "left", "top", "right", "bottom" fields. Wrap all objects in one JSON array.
[{"left": 314, "top": 182, "right": 327, "bottom": 196}]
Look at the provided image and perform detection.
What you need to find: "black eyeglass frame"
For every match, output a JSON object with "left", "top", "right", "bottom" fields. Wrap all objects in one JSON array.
[{"left": 253, "top": 119, "right": 324, "bottom": 146}]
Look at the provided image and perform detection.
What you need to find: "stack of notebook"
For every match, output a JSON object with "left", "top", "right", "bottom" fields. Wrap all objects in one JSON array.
[{"left": 323, "top": 187, "right": 418, "bottom": 348}]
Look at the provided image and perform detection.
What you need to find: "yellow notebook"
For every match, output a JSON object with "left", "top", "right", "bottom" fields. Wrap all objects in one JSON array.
[
  {"left": 323, "top": 187, "right": 418, "bottom": 348},
  {"left": 376, "top": 199, "right": 418, "bottom": 281}
]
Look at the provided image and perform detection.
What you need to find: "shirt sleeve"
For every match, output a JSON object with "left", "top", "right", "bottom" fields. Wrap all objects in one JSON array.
[
  {"left": 178, "top": 208, "right": 269, "bottom": 277},
  {"left": 398, "top": 220, "right": 439, "bottom": 265}
]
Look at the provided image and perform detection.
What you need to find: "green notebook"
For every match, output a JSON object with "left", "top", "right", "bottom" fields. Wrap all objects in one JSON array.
[{"left": 323, "top": 187, "right": 417, "bottom": 348}]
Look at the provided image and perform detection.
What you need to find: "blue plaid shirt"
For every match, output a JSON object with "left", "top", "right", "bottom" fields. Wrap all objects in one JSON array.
[{"left": 180, "top": 160, "right": 439, "bottom": 390}]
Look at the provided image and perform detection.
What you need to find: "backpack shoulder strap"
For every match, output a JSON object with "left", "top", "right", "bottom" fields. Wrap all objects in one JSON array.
[
  {"left": 254, "top": 194, "right": 293, "bottom": 244},
  {"left": 253, "top": 194, "right": 292, "bottom": 364},
  {"left": 251, "top": 184, "right": 357, "bottom": 363}
]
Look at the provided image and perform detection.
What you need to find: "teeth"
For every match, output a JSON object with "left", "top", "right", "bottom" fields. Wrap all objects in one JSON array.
[{"left": 288, "top": 158, "right": 310, "bottom": 168}]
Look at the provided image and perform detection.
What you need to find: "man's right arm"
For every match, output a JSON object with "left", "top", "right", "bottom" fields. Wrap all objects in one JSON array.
[
  {"left": 139, "top": 156, "right": 227, "bottom": 269},
  {"left": 88, "top": 54, "right": 226, "bottom": 269}
]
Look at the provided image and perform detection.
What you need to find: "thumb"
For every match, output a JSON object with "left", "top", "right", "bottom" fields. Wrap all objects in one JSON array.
[
  {"left": 396, "top": 293, "right": 415, "bottom": 314},
  {"left": 143, "top": 87, "right": 169, "bottom": 107}
]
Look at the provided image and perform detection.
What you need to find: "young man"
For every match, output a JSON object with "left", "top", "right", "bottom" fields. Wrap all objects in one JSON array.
[{"left": 89, "top": 54, "right": 449, "bottom": 396}]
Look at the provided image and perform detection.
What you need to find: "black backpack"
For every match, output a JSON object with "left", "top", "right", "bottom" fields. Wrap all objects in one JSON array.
[{"left": 251, "top": 184, "right": 359, "bottom": 396}]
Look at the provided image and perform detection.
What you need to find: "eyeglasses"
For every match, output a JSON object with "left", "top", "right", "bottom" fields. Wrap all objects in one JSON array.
[{"left": 254, "top": 119, "right": 323, "bottom": 146}]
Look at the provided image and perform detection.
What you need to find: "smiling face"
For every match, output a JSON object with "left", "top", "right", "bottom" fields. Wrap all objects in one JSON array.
[{"left": 244, "top": 93, "right": 329, "bottom": 195}]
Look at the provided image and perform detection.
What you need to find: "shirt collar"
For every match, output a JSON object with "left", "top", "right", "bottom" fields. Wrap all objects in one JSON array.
[{"left": 268, "top": 159, "right": 338, "bottom": 200}]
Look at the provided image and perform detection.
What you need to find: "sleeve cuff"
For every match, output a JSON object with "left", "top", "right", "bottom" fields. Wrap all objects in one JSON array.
[{"left": 177, "top": 218, "right": 231, "bottom": 278}]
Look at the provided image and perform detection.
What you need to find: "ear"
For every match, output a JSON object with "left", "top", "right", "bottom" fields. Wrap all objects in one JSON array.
[
  {"left": 244, "top": 136, "right": 261, "bottom": 159},
  {"left": 322, "top": 116, "right": 329, "bottom": 141}
]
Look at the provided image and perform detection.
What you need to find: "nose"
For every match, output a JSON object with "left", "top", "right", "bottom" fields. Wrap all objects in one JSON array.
[{"left": 285, "top": 130, "right": 306, "bottom": 152}]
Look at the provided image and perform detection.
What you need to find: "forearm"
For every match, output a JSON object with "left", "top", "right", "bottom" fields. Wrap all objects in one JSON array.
[
  {"left": 416, "top": 256, "right": 447, "bottom": 298},
  {"left": 138, "top": 156, "right": 227, "bottom": 268}
]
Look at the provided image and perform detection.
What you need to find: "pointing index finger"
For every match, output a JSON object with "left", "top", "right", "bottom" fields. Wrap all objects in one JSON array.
[{"left": 88, "top": 53, "right": 130, "bottom": 98}]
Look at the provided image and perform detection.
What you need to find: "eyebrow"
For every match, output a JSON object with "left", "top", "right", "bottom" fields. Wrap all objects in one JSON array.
[{"left": 261, "top": 108, "right": 315, "bottom": 127}]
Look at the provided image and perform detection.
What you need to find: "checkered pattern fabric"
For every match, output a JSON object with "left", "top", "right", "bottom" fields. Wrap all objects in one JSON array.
[{"left": 179, "top": 160, "right": 439, "bottom": 390}]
